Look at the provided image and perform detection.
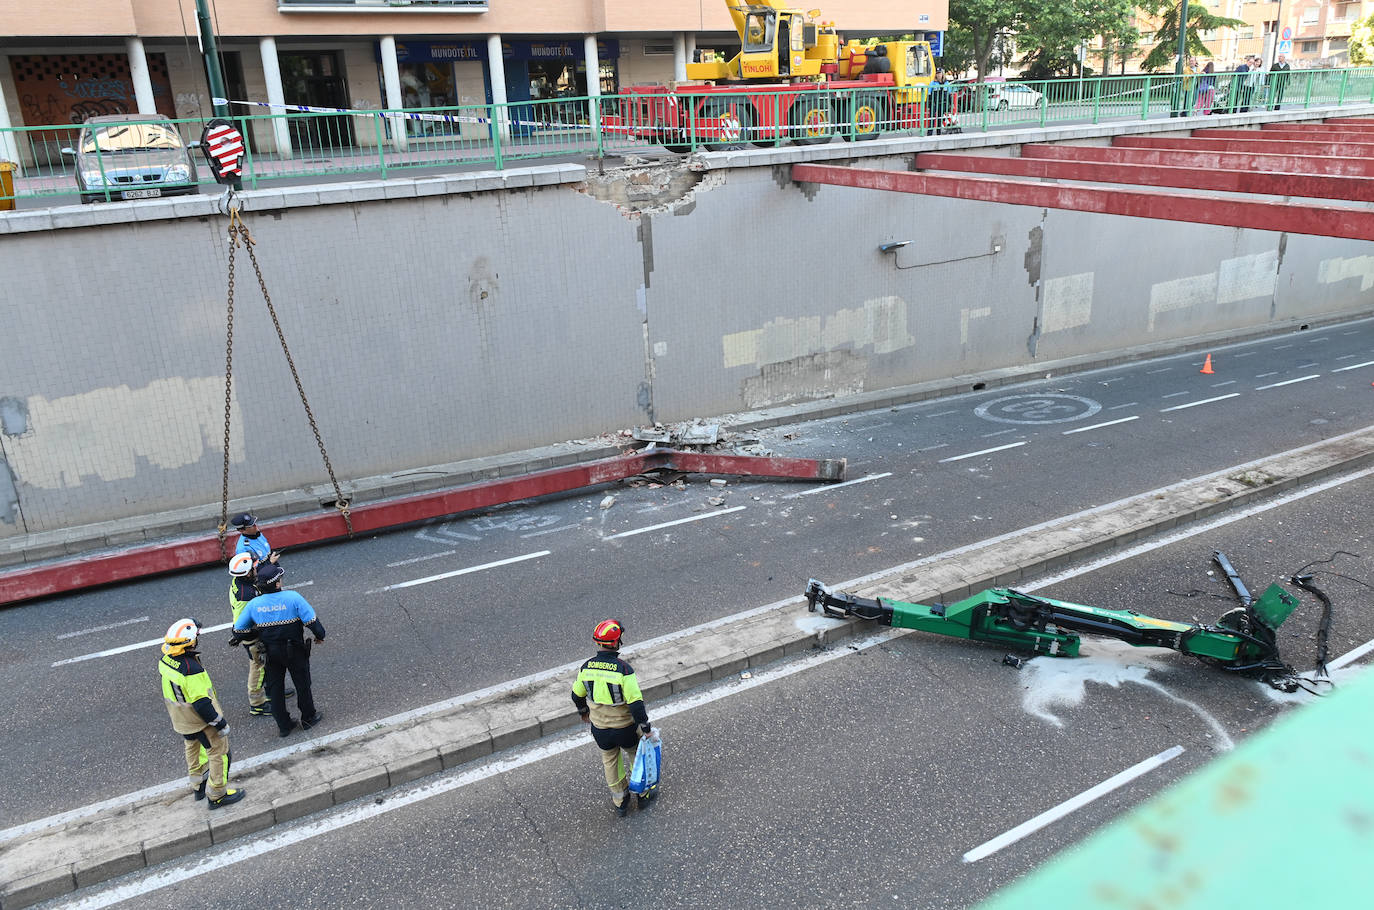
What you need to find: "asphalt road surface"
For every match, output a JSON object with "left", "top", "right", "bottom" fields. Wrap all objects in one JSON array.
[
  {"left": 2, "top": 317, "right": 1372, "bottom": 830},
  {"left": 55, "top": 440, "right": 1374, "bottom": 910}
]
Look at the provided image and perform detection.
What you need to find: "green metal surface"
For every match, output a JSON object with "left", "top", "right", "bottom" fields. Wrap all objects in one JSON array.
[
  {"left": 3, "top": 68, "right": 1373, "bottom": 202},
  {"left": 977, "top": 664, "right": 1374, "bottom": 908},
  {"left": 1253, "top": 583, "right": 1300, "bottom": 632}
]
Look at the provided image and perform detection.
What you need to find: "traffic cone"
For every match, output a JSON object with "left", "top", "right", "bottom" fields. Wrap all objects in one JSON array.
[{"left": 1200, "top": 354, "right": 1215, "bottom": 374}]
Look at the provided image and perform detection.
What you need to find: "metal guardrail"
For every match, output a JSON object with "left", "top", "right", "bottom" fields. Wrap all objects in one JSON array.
[{"left": 2, "top": 67, "right": 1372, "bottom": 206}]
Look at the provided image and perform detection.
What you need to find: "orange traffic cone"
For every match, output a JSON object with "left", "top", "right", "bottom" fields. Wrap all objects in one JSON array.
[{"left": 1200, "top": 354, "right": 1215, "bottom": 374}]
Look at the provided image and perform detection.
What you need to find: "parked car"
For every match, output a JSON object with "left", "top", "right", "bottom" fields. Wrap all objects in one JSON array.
[
  {"left": 61, "top": 115, "right": 199, "bottom": 203},
  {"left": 995, "top": 84, "right": 1045, "bottom": 110},
  {"left": 952, "top": 80, "right": 1001, "bottom": 112}
]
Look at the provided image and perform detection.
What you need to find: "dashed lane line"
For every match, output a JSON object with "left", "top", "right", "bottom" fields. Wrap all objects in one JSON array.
[
  {"left": 386, "top": 550, "right": 456, "bottom": 568},
  {"left": 1062, "top": 416, "right": 1138, "bottom": 435},
  {"left": 603, "top": 507, "right": 746, "bottom": 539},
  {"left": 788, "top": 473, "right": 892, "bottom": 498},
  {"left": 939, "top": 441, "right": 1027, "bottom": 463},
  {"left": 1332, "top": 359, "right": 1374, "bottom": 372},
  {"left": 1255, "top": 374, "right": 1320, "bottom": 390},
  {"left": 371, "top": 551, "right": 549, "bottom": 592},
  {"left": 56, "top": 616, "right": 150, "bottom": 640},
  {"left": 1160, "top": 393, "right": 1241, "bottom": 412}
]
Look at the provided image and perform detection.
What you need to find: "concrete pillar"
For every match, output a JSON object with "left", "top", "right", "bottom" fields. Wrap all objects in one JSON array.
[
  {"left": 126, "top": 37, "right": 157, "bottom": 115},
  {"left": 379, "top": 34, "right": 408, "bottom": 152},
  {"left": 584, "top": 34, "right": 602, "bottom": 149},
  {"left": 687, "top": 33, "right": 696, "bottom": 65},
  {"left": 486, "top": 34, "right": 510, "bottom": 143},
  {"left": 259, "top": 37, "right": 293, "bottom": 159},
  {"left": 673, "top": 32, "right": 687, "bottom": 81},
  {"left": 0, "top": 56, "right": 20, "bottom": 165}
]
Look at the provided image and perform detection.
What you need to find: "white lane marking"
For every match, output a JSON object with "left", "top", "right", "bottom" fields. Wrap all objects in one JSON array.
[
  {"left": 938, "top": 441, "right": 1026, "bottom": 463},
  {"left": 53, "top": 622, "right": 235, "bottom": 667},
  {"left": 1099, "top": 377, "right": 1124, "bottom": 385},
  {"left": 386, "top": 550, "right": 457, "bottom": 568},
  {"left": 1307, "top": 337, "right": 1330, "bottom": 343},
  {"left": 1332, "top": 359, "right": 1374, "bottom": 372},
  {"left": 1329, "top": 637, "right": 1374, "bottom": 671},
  {"left": 1256, "top": 374, "right": 1320, "bottom": 390},
  {"left": 961, "top": 746, "right": 1184, "bottom": 863},
  {"left": 520, "top": 524, "right": 580, "bottom": 539},
  {"left": 1160, "top": 393, "right": 1240, "bottom": 412},
  {"left": 1273, "top": 343, "right": 1295, "bottom": 350},
  {"left": 1233, "top": 351, "right": 1258, "bottom": 358},
  {"left": 928, "top": 409, "right": 960, "bottom": 418},
  {"left": 19, "top": 455, "right": 1374, "bottom": 847},
  {"left": 1062, "top": 416, "right": 1138, "bottom": 435},
  {"left": 981, "top": 428, "right": 1019, "bottom": 438},
  {"left": 1335, "top": 353, "right": 1358, "bottom": 360},
  {"left": 604, "top": 506, "right": 746, "bottom": 539},
  {"left": 373, "top": 551, "right": 549, "bottom": 592},
  {"left": 56, "top": 616, "right": 150, "bottom": 640},
  {"left": 1106, "top": 402, "right": 1138, "bottom": 410},
  {"left": 285, "top": 581, "right": 313, "bottom": 590},
  {"left": 1210, "top": 380, "right": 1236, "bottom": 388},
  {"left": 56, "top": 628, "right": 906, "bottom": 909},
  {"left": 1146, "top": 367, "right": 1171, "bottom": 374},
  {"left": 917, "top": 443, "right": 949, "bottom": 452},
  {"left": 848, "top": 419, "right": 892, "bottom": 430},
  {"left": 1161, "top": 391, "right": 1190, "bottom": 399},
  {"left": 787, "top": 472, "right": 892, "bottom": 498},
  {"left": 1255, "top": 371, "right": 1279, "bottom": 379},
  {"left": 415, "top": 527, "right": 479, "bottom": 544}
]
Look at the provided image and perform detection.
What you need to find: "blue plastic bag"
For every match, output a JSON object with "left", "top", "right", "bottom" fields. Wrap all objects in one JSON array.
[{"left": 628, "top": 731, "right": 661, "bottom": 796}]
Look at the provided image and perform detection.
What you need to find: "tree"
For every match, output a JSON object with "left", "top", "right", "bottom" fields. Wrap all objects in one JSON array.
[
  {"left": 946, "top": 0, "right": 1020, "bottom": 80},
  {"left": 1017, "top": 0, "right": 1139, "bottom": 78},
  {"left": 1140, "top": 1, "right": 1246, "bottom": 71},
  {"left": 1351, "top": 12, "right": 1374, "bottom": 65}
]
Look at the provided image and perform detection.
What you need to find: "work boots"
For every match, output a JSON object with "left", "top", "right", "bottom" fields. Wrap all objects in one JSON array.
[{"left": 208, "top": 788, "right": 246, "bottom": 810}]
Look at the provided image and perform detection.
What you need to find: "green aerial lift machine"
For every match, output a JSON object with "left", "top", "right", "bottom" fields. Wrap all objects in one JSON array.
[{"left": 806, "top": 551, "right": 1304, "bottom": 690}]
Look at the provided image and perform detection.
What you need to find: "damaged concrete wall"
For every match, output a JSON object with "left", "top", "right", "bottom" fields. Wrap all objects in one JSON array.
[{"left": 3, "top": 160, "right": 1373, "bottom": 538}]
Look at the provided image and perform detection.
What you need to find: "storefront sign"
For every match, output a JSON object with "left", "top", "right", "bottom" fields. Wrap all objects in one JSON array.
[
  {"left": 502, "top": 40, "right": 620, "bottom": 61},
  {"left": 389, "top": 41, "right": 487, "bottom": 63}
]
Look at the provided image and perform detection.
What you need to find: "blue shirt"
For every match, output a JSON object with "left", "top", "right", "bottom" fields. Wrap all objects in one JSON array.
[
  {"left": 233, "top": 590, "right": 317, "bottom": 633},
  {"left": 235, "top": 533, "right": 271, "bottom": 563}
]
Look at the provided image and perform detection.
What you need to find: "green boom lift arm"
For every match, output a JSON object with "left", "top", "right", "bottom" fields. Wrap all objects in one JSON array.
[{"left": 805, "top": 551, "right": 1302, "bottom": 691}]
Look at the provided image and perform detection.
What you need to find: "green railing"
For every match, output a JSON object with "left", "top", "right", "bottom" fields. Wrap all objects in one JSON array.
[{"left": 3, "top": 67, "right": 1374, "bottom": 207}]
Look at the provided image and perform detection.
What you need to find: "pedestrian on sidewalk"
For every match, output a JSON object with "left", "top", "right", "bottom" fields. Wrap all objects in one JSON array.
[
  {"left": 1269, "top": 55, "right": 1292, "bottom": 110},
  {"left": 571, "top": 619, "right": 654, "bottom": 817},
  {"left": 228, "top": 553, "right": 292, "bottom": 716},
  {"left": 230, "top": 563, "right": 325, "bottom": 738},
  {"left": 232, "top": 512, "right": 279, "bottom": 570},
  {"left": 158, "top": 618, "right": 245, "bottom": 809}
]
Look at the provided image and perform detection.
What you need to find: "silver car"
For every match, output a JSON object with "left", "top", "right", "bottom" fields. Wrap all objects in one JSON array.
[{"left": 61, "top": 115, "right": 200, "bottom": 203}]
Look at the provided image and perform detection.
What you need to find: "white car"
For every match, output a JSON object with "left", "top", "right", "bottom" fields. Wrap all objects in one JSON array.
[{"left": 996, "top": 84, "right": 1044, "bottom": 110}]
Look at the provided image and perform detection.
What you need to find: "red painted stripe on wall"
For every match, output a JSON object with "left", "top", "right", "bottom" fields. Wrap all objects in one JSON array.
[
  {"left": 1021, "top": 143, "right": 1374, "bottom": 177},
  {"left": 1114, "top": 135, "right": 1374, "bottom": 156}
]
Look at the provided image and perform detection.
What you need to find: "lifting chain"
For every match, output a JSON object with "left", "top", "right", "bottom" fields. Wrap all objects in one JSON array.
[{"left": 218, "top": 202, "right": 353, "bottom": 560}]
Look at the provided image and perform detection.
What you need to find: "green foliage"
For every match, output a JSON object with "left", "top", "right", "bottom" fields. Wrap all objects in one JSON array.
[
  {"left": 947, "top": 0, "right": 1020, "bottom": 78},
  {"left": 1351, "top": 12, "right": 1374, "bottom": 65},
  {"left": 1140, "top": 1, "right": 1246, "bottom": 71},
  {"left": 949, "top": 0, "right": 1139, "bottom": 79}
]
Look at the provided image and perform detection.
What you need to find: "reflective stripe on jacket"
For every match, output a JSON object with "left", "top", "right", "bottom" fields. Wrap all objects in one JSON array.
[
  {"left": 571, "top": 650, "right": 648, "bottom": 730},
  {"left": 159, "top": 652, "right": 225, "bottom": 734}
]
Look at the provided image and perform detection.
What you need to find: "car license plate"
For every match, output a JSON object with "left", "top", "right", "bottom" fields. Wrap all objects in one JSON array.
[{"left": 122, "top": 188, "right": 162, "bottom": 199}]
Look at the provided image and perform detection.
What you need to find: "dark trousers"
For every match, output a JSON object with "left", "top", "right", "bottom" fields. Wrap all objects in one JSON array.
[{"left": 264, "top": 640, "right": 316, "bottom": 734}]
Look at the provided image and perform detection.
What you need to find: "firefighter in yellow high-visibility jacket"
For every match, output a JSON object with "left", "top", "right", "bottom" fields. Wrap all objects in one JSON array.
[
  {"left": 571, "top": 619, "right": 653, "bottom": 817},
  {"left": 158, "top": 618, "right": 245, "bottom": 809}
]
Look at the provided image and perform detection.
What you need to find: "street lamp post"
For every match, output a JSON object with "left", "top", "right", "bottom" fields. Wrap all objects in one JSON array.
[
  {"left": 194, "top": 0, "right": 230, "bottom": 117},
  {"left": 1175, "top": 0, "right": 1191, "bottom": 74}
]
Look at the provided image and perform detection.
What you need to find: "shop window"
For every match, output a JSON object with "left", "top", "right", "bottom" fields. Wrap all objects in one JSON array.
[
  {"left": 400, "top": 62, "right": 460, "bottom": 137},
  {"left": 1300, "top": 40, "right": 1319, "bottom": 53}
]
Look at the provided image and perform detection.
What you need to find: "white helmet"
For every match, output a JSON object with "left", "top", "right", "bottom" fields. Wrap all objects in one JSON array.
[
  {"left": 163, "top": 618, "right": 200, "bottom": 656},
  {"left": 229, "top": 553, "right": 254, "bottom": 577}
]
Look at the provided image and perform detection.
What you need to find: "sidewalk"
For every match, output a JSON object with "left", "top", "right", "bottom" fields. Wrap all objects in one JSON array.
[{"left": 3, "top": 425, "right": 1371, "bottom": 909}]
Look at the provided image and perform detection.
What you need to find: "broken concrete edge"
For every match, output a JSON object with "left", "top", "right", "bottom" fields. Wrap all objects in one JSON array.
[
  {"left": 4, "top": 308, "right": 1369, "bottom": 576},
  {"left": 3, "top": 430, "right": 1372, "bottom": 908}
]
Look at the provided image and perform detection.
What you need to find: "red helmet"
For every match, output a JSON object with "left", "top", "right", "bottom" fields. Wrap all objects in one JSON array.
[{"left": 593, "top": 619, "right": 624, "bottom": 648}]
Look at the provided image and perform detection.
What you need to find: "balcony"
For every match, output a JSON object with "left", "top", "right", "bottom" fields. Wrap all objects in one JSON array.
[{"left": 278, "top": 0, "right": 488, "bottom": 11}]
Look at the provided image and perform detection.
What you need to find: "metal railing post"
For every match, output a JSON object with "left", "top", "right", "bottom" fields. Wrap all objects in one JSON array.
[
  {"left": 1304, "top": 71, "right": 1314, "bottom": 108},
  {"left": 1141, "top": 76, "right": 1151, "bottom": 120},
  {"left": 1040, "top": 83, "right": 1048, "bottom": 128},
  {"left": 981, "top": 84, "right": 989, "bottom": 133},
  {"left": 491, "top": 101, "right": 504, "bottom": 169},
  {"left": 1337, "top": 69, "right": 1349, "bottom": 105},
  {"left": 1092, "top": 76, "right": 1102, "bottom": 124},
  {"left": 375, "top": 113, "right": 386, "bottom": 180}
]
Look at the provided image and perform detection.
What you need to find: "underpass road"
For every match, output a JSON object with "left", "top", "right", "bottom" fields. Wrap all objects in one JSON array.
[
  {"left": 1, "top": 318, "right": 1372, "bottom": 827},
  {"left": 68, "top": 468, "right": 1374, "bottom": 910}
]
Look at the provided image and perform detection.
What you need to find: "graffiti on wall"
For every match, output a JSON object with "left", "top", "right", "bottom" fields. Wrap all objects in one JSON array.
[{"left": 10, "top": 53, "right": 177, "bottom": 127}]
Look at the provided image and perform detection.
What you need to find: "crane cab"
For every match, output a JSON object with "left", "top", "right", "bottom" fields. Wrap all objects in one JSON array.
[{"left": 687, "top": 3, "right": 832, "bottom": 82}]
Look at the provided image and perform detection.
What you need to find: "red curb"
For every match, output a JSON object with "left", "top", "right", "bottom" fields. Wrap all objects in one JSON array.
[{"left": 0, "top": 450, "right": 845, "bottom": 606}]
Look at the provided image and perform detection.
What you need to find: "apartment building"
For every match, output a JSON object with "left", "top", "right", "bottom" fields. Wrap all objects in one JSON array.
[{"left": 0, "top": 0, "right": 947, "bottom": 165}]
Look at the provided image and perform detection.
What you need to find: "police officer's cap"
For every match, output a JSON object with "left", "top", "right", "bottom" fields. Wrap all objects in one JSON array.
[
  {"left": 256, "top": 563, "right": 285, "bottom": 588},
  {"left": 231, "top": 511, "right": 258, "bottom": 530}
]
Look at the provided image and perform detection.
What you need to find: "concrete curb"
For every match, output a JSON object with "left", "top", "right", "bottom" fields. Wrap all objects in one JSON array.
[{"left": 3, "top": 426, "right": 1372, "bottom": 908}]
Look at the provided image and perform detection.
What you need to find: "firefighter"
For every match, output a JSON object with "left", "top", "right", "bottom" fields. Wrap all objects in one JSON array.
[
  {"left": 571, "top": 619, "right": 653, "bottom": 816},
  {"left": 230, "top": 563, "right": 325, "bottom": 738},
  {"left": 158, "top": 618, "right": 245, "bottom": 809},
  {"left": 228, "top": 553, "right": 291, "bottom": 716},
  {"left": 231, "top": 512, "right": 279, "bottom": 569}
]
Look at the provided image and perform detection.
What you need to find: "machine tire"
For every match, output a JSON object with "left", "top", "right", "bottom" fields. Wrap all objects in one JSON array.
[
  {"left": 699, "top": 99, "right": 753, "bottom": 151},
  {"left": 997, "top": 99, "right": 1009, "bottom": 111},
  {"left": 843, "top": 93, "right": 886, "bottom": 141},
  {"left": 788, "top": 97, "right": 835, "bottom": 145}
]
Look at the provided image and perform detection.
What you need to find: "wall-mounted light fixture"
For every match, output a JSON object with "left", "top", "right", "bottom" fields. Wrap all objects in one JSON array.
[{"left": 878, "top": 240, "right": 911, "bottom": 253}]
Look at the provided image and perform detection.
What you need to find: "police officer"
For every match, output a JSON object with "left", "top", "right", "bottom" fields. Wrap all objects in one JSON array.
[
  {"left": 228, "top": 553, "right": 292, "bottom": 716},
  {"left": 158, "top": 618, "right": 245, "bottom": 809},
  {"left": 571, "top": 619, "right": 653, "bottom": 816},
  {"left": 231, "top": 512, "right": 279, "bottom": 569},
  {"left": 230, "top": 563, "right": 325, "bottom": 738}
]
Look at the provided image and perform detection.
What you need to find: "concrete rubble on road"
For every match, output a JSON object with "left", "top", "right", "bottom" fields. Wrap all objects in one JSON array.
[{"left": 2, "top": 425, "right": 1373, "bottom": 909}]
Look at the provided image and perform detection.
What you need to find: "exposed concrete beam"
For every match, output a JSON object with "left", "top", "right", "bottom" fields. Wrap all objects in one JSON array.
[
  {"left": 1114, "top": 135, "right": 1374, "bottom": 156},
  {"left": 1022, "top": 143, "right": 1374, "bottom": 178}
]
